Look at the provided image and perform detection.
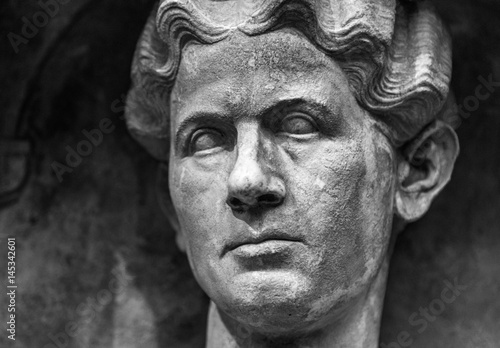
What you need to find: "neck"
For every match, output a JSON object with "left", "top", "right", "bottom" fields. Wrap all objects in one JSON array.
[{"left": 206, "top": 257, "right": 390, "bottom": 348}]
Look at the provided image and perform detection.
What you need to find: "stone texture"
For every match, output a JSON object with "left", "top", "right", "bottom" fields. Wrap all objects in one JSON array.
[{"left": 0, "top": 0, "right": 499, "bottom": 347}]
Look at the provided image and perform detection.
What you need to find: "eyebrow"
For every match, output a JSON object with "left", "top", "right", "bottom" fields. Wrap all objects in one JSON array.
[
  {"left": 258, "top": 98, "right": 334, "bottom": 122},
  {"left": 174, "top": 97, "right": 336, "bottom": 145}
]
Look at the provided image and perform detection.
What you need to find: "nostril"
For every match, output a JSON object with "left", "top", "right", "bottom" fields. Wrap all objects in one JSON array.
[
  {"left": 227, "top": 197, "right": 246, "bottom": 210},
  {"left": 257, "top": 193, "right": 282, "bottom": 206}
]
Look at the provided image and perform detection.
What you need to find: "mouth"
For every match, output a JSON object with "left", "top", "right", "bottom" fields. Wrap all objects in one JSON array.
[{"left": 222, "top": 230, "right": 304, "bottom": 258}]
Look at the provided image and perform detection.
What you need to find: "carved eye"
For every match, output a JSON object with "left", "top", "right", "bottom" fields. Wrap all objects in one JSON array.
[
  {"left": 280, "top": 114, "right": 318, "bottom": 135},
  {"left": 190, "top": 129, "right": 226, "bottom": 155}
]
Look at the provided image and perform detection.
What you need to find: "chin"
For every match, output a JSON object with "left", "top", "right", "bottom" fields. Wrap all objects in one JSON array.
[{"left": 214, "top": 271, "right": 336, "bottom": 334}]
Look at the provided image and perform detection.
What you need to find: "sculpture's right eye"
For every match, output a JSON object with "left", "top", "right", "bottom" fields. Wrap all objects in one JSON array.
[
  {"left": 189, "top": 128, "right": 226, "bottom": 155},
  {"left": 280, "top": 114, "right": 318, "bottom": 135}
]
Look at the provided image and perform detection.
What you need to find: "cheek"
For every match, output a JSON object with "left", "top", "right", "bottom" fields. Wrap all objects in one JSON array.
[
  {"left": 168, "top": 159, "right": 234, "bottom": 290},
  {"left": 170, "top": 153, "right": 228, "bottom": 206},
  {"left": 327, "top": 129, "right": 395, "bottom": 288},
  {"left": 310, "top": 142, "right": 371, "bottom": 283},
  {"left": 360, "top": 130, "right": 396, "bottom": 253},
  {"left": 291, "top": 133, "right": 395, "bottom": 288},
  {"left": 168, "top": 158, "right": 229, "bottom": 246}
]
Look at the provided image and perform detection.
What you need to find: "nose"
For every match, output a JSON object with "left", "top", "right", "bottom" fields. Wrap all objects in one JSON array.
[{"left": 226, "top": 124, "right": 286, "bottom": 212}]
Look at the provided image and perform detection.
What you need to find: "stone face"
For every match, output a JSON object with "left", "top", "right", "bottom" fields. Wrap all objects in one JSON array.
[
  {"left": 1, "top": 0, "right": 499, "bottom": 347},
  {"left": 169, "top": 28, "right": 395, "bottom": 338},
  {"left": 125, "top": 0, "right": 459, "bottom": 346}
]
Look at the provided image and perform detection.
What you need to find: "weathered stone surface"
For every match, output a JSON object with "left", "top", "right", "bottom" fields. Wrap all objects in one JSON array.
[
  {"left": 125, "top": 1, "right": 460, "bottom": 347},
  {"left": 0, "top": 0, "right": 499, "bottom": 347}
]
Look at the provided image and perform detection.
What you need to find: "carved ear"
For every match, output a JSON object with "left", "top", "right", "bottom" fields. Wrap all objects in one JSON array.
[
  {"left": 157, "top": 163, "right": 185, "bottom": 251},
  {"left": 395, "top": 121, "right": 459, "bottom": 222}
]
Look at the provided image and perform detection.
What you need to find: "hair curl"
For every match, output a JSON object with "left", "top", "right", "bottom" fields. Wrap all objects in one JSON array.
[{"left": 125, "top": 0, "right": 453, "bottom": 160}]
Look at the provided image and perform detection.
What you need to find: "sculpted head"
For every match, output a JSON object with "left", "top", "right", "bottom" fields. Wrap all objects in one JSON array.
[{"left": 126, "top": 0, "right": 459, "bottom": 340}]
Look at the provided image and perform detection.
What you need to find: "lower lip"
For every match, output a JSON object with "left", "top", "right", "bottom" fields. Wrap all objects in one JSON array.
[{"left": 231, "top": 240, "right": 299, "bottom": 259}]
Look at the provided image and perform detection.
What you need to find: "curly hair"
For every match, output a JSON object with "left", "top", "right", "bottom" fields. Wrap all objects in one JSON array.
[{"left": 125, "top": 0, "right": 453, "bottom": 160}]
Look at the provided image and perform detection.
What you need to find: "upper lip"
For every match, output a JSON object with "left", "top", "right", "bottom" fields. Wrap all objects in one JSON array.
[{"left": 222, "top": 229, "right": 303, "bottom": 257}]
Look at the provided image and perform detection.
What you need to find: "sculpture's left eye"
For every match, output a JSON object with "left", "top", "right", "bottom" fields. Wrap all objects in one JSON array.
[
  {"left": 280, "top": 114, "right": 318, "bottom": 135},
  {"left": 189, "top": 129, "right": 226, "bottom": 155}
]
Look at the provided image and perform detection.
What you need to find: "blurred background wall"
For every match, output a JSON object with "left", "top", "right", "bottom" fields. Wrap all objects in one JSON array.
[{"left": 0, "top": 0, "right": 499, "bottom": 347}]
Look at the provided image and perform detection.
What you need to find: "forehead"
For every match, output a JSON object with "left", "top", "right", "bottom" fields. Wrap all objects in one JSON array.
[
  {"left": 178, "top": 29, "right": 333, "bottom": 79},
  {"left": 171, "top": 29, "right": 355, "bottom": 123}
]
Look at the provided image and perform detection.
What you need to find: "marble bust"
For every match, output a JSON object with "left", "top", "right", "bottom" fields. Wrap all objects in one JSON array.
[{"left": 125, "top": 0, "right": 459, "bottom": 346}]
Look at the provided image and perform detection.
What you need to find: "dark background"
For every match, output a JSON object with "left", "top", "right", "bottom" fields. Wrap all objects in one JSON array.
[{"left": 0, "top": 0, "right": 499, "bottom": 347}]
